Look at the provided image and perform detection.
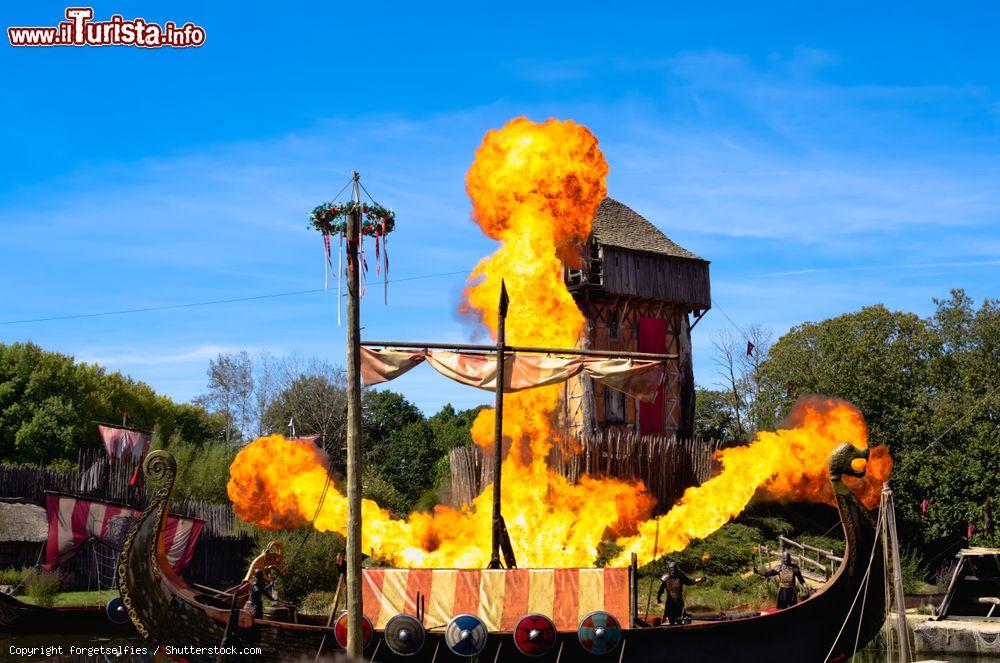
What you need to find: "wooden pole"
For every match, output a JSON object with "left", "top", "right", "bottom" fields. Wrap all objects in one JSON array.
[
  {"left": 344, "top": 172, "right": 365, "bottom": 657},
  {"left": 489, "top": 281, "right": 509, "bottom": 570},
  {"left": 883, "top": 485, "right": 912, "bottom": 663}
]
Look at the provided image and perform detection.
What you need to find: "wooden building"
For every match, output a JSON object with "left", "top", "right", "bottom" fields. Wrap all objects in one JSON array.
[{"left": 561, "top": 198, "right": 710, "bottom": 439}]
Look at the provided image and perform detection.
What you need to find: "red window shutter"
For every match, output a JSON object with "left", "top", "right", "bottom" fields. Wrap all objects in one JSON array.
[{"left": 638, "top": 317, "right": 666, "bottom": 435}]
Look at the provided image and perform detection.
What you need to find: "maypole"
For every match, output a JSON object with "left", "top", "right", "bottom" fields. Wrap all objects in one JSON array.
[
  {"left": 343, "top": 172, "right": 364, "bottom": 656},
  {"left": 309, "top": 171, "right": 395, "bottom": 657}
]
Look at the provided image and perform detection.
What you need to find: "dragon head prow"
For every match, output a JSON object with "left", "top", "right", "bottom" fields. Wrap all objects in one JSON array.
[{"left": 829, "top": 442, "right": 869, "bottom": 481}]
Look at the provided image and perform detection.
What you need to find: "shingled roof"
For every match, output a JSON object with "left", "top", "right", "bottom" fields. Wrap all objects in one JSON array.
[
  {"left": 0, "top": 501, "right": 47, "bottom": 543},
  {"left": 591, "top": 198, "right": 704, "bottom": 261}
]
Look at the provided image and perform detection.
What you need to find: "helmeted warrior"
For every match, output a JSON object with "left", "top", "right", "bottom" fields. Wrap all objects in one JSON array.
[
  {"left": 656, "top": 562, "right": 705, "bottom": 625},
  {"left": 763, "top": 551, "right": 806, "bottom": 609}
]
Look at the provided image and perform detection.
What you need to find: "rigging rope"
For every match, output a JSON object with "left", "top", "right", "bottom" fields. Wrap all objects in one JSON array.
[{"left": 822, "top": 505, "right": 885, "bottom": 663}]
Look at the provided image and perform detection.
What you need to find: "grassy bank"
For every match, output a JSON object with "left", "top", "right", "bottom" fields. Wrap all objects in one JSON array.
[{"left": 18, "top": 590, "right": 114, "bottom": 607}]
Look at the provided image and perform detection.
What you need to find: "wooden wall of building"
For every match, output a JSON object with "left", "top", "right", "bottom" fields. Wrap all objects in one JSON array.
[
  {"left": 598, "top": 247, "right": 710, "bottom": 309},
  {"left": 560, "top": 298, "right": 695, "bottom": 439}
]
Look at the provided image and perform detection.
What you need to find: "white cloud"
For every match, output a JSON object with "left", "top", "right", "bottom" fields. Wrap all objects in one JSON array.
[{"left": 76, "top": 344, "right": 245, "bottom": 367}]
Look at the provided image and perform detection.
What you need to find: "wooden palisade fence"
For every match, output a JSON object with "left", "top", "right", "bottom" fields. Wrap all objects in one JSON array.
[{"left": 449, "top": 431, "right": 741, "bottom": 512}]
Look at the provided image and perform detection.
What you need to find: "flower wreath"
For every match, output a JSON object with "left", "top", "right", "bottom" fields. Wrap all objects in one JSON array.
[{"left": 309, "top": 202, "right": 396, "bottom": 237}]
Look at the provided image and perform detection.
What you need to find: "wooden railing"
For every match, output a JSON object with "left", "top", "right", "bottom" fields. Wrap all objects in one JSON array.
[{"left": 753, "top": 536, "right": 844, "bottom": 582}]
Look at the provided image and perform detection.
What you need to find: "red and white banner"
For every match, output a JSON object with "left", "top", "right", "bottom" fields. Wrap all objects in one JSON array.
[
  {"left": 43, "top": 493, "right": 203, "bottom": 572},
  {"left": 361, "top": 567, "right": 630, "bottom": 631},
  {"left": 97, "top": 424, "right": 151, "bottom": 463},
  {"left": 361, "top": 348, "right": 666, "bottom": 403}
]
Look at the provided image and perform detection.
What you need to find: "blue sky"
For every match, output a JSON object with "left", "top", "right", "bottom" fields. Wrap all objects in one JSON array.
[{"left": 1, "top": 1, "right": 998, "bottom": 414}]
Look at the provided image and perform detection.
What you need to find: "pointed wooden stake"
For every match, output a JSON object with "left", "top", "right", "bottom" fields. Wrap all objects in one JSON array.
[{"left": 489, "top": 281, "right": 509, "bottom": 569}]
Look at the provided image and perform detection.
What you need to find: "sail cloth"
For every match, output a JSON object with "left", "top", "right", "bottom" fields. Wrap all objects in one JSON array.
[
  {"left": 361, "top": 567, "right": 630, "bottom": 631},
  {"left": 97, "top": 424, "right": 151, "bottom": 463},
  {"left": 43, "top": 493, "right": 204, "bottom": 572},
  {"left": 361, "top": 347, "right": 665, "bottom": 403}
]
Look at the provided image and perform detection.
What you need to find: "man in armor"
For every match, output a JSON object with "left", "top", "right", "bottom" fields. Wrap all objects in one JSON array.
[
  {"left": 245, "top": 568, "right": 275, "bottom": 620},
  {"left": 656, "top": 562, "right": 705, "bottom": 625},
  {"left": 763, "top": 551, "right": 806, "bottom": 609}
]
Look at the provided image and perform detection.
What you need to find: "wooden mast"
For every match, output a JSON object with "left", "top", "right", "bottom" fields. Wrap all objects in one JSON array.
[
  {"left": 883, "top": 484, "right": 912, "bottom": 663},
  {"left": 344, "top": 172, "right": 364, "bottom": 657},
  {"left": 488, "top": 281, "right": 509, "bottom": 570}
]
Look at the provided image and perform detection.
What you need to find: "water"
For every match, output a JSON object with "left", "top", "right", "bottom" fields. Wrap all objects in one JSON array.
[{"left": 854, "top": 646, "right": 998, "bottom": 663}]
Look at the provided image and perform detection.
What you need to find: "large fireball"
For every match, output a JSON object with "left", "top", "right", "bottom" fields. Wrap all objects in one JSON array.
[{"left": 227, "top": 118, "right": 892, "bottom": 568}]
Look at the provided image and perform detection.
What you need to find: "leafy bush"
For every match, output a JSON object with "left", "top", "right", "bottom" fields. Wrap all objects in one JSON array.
[
  {"left": 637, "top": 573, "right": 778, "bottom": 614},
  {"left": 642, "top": 523, "right": 763, "bottom": 578},
  {"left": 45, "top": 458, "right": 76, "bottom": 474},
  {"left": 686, "top": 574, "right": 777, "bottom": 612},
  {"left": 253, "top": 529, "right": 345, "bottom": 604},
  {"left": 411, "top": 488, "right": 441, "bottom": 513},
  {"left": 796, "top": 534, "right": 845, "bottom": 557},
  {"left": 594, "top": 540, "right": 624, "bottom": 568},
  {"left": 0, "top": 567, "right": 27, "bottom": 587},
  {"left": 362, "top": 470, "right": 410, "bottom": 518},
  {"left": 300, "top": 590, "right": 338, "bottom": 616},
  {"left": 740, "top": 515, "right": 794, "bottom": 539},
  {"left": 935, "top": 559, "right": 958, "bottom": 594},
  {"left": 23, "top": 568, "right": 61, "bottom": 607},
  {"left": 152, "top": 433, "right": 236, "bottom": 503},
  {"left": 899, "top": 548, "right": 932, "bottom": 594}
]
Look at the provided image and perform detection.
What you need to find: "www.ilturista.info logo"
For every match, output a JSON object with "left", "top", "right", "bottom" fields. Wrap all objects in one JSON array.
[{"left": 8, "top": 8, "right": 205, "bottom": 48}]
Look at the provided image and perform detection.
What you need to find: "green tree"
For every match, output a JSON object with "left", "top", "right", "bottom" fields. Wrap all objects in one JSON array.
[
  {"left": 0, "top": 342, "right": 219, "bottom": 465},
  {"left": 693, "top": 389, "right": 736, "bottom": 440},
  {"left": 151, "top": 432, "right": 237, "bottom": 503},
  {"left": 263, "top": 364, "right": 347, "bottom": 466},
  {"left": 428, "top": 404, "right": 483, "bottom": 451},
  {"left": 758, "top": 293, "right": 1000, "bottom": 557},
  {"left": 759, "top": 304, "right": 939, "bottom": 448}
]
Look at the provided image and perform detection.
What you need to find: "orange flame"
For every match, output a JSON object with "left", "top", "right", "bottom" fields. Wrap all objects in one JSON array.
[
  {"left": 611, "top": 397, "right": 891, "bottom": 565},
  {"left": 227, "top": 118, "right": 892, "bottom": 569}
]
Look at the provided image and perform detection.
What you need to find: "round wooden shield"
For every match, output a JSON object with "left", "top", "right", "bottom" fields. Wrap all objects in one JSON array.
[
  {"left": 105, "top": 597, "right": 129, "bottom": 624},
  {"left": 444, "top": 613, "right": 488, "bottom": 656},
  {"left": 514, "top": 613, "right": 557, "bottom": 657},
  {"left": 385, "top": 613, "right": 425, "bottom": 656},
  {"left": 333, "top": 611, "right": 373, "bottom": 649},
  {"left": 577, "top": 611, "right": 622, "bottom": 655}
]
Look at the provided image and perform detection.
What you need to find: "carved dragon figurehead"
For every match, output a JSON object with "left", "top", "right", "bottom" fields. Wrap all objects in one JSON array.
[
  {"left": 116, "top": 450, "right": 178, "bottom": 641},
  {"left": 829, "top": 442, "right": 868, "bottom": 480},
  {"left": 829, "top": 442, "right": 869, "bottom": 496}
]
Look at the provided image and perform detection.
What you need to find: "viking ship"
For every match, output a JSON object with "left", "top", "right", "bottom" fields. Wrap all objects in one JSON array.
[{"left": 118, "top": 443, "right": 885, "bottom": 662}]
